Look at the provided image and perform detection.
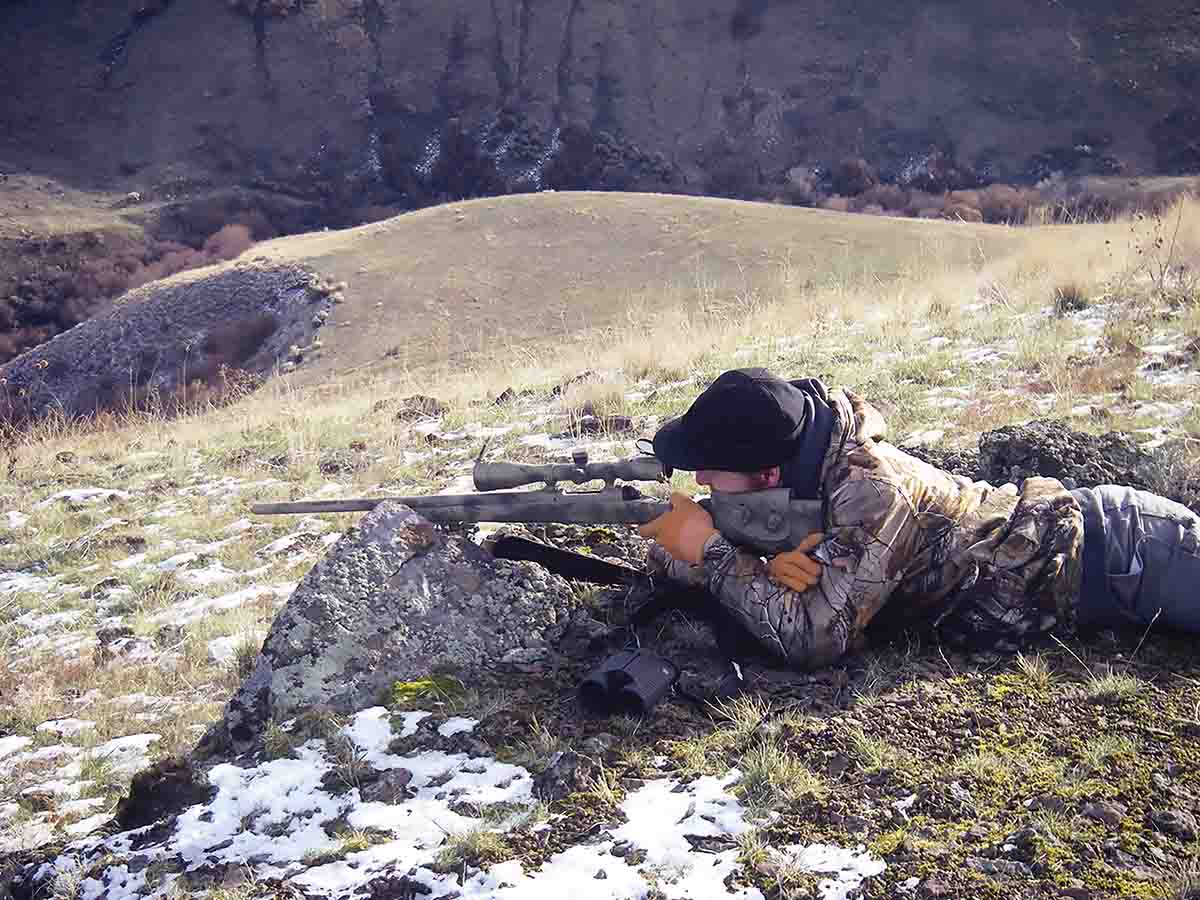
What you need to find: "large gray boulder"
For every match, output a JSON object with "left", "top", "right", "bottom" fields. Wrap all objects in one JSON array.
[{"left": 207, "top": 501, "right": 582, "bottom": 753}]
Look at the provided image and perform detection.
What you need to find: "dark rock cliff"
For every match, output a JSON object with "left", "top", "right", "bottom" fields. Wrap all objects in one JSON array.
[{"left": 2, "top": 0, "right": 1198, "bottom": 212}]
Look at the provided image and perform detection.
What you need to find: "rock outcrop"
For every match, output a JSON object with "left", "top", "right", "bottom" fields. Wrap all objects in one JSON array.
[
  {"left": 205, "top": 501, "right": 584, "bottom": 753},
  {"left": 0, "top": 260, "right": 337, "bottom": 424}
]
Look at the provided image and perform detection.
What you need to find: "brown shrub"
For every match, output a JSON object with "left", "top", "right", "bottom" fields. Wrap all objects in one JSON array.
[
  {"left": 831, "top": 158, "right": 879, "bottom": 196},
  {"left": 977, "top": 184, "right": 1030, "bottom": 222},
  {"left": 856, "top": 184, "right": 909, "bottom": 211},
  {"left": 203, "top": 223, "right": 255, "bottom": 259}
]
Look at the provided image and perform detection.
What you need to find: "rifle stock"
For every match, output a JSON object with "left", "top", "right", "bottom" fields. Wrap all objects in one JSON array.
[{"left": 250, "top": 486, "right": 823, "bottom": 555}]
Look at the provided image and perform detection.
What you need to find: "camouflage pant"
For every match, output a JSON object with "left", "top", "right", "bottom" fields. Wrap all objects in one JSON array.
[{"left": 1074, "top": 486, "right": 1200, "bottom": 633}]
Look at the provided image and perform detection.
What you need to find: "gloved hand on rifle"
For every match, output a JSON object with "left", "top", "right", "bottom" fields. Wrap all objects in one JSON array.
[{"left": 639, "top": 492, "right": 825, "bottom": 591}]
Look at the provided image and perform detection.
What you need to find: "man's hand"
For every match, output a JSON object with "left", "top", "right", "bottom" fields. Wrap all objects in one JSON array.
[
  {"left": 638, "top": 492, "right": 718, "bottom": 565},
  {"left": 766, "top": 532, "right": 825, "bottom": 592}
]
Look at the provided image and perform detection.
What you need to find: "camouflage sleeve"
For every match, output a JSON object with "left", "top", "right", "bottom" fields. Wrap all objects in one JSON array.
[{"left": 699, "top": 477, "right": 918, "bottom": 670}]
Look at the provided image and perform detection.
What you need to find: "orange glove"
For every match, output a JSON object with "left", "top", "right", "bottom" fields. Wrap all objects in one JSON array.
[
  {"left": 766, "top": 532, "right": 826, "bottom": 592},
  {"left": 638, "top": 492, "right": 718, "bottom": 565}
]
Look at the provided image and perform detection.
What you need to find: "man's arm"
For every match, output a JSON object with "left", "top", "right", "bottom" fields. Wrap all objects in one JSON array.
[{"left": 699, "top": 477, "right": 918, "bottom": 669}]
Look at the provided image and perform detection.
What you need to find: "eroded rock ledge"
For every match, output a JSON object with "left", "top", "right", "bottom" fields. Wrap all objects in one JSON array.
[{"left": 0, "top": 261, "right": 338, "bottom": 425}]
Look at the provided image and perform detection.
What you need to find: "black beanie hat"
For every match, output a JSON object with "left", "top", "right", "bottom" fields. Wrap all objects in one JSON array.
[{"left": 652, "top": 369, "right": 815, "bottom": 472}]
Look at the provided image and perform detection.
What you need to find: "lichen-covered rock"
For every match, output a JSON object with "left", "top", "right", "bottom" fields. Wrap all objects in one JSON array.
[{"left": 206, "top": 501, "right": 581, "bottom": 753}]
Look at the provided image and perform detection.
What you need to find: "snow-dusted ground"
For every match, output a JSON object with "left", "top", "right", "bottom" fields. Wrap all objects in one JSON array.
[
  {"left": 4, "top": 288, "right": 1199, "bottom": 893},
  {"left": 33, "top": 708, "right": 885, "bottom": 900},
  {"left": 0, "top": 401, "right": 657, "bottom": 856}
]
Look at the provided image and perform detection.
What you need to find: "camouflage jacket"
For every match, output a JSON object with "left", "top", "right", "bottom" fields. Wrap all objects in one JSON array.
[{"left": 649, "top": 389, "right": 1085, "bottom": 669}]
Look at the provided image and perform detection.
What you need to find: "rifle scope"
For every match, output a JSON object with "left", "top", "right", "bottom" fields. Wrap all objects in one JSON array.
[{"left": 473, "top": 452, "right": 666, "bottom": 492}]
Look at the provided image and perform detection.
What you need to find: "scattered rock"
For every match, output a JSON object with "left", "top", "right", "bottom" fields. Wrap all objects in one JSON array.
[
  {"left": 1082, "top": 801, "right": 1128, "bottom": 827},
  {"left": 826, "top": 752, "right": 851, "bottom": 777},
  {"left": 580, "top": 733, "right": 618, "bottom": 759},
  {"left": 359, "top": 768, "right": 414, "bottom": 804},
  {"left": 115, "top": 756, "right": 215, "bottom": 831},
  {"left": 393, "top": 395, "right": 447, "bottom": 422},
  {"left": 966, "top": 857, "right": 1033, "bottom": 878},
  {"left": 831, "top": 158, "right": 879, "bottom": 196},
  {"left": 1148, "top": 808, "right": 1197, "bottom": 842},
  {"left": 557, "top": 414, "right": 635, "bottom": 437},
  {"left": 920, "top": 877, "right": 954, "bottom": 898},
  {"left": 532, "top": 751, "right": 583, "bottom": 802},
  {"left": 1028, "top": 793, "right": 1066, "bottom": 813},
  {"left": 1102, "top": 841, "right": 1157, "bottom": 879},
  {"left": 367, "top": 873, "right": 432, "bottom": 899},
  {"left": 551, "top": 371, "right": 597, "bottom": 396}
]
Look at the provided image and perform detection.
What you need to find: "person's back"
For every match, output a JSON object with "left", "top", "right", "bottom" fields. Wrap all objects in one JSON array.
[{"left": 790, "top": 388, "right": 1085, "bottom": 655}]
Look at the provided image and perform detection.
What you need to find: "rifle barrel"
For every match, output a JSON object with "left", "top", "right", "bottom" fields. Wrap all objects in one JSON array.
[{"left": 249, "top": 490, "right": 671, "bottom": 525}]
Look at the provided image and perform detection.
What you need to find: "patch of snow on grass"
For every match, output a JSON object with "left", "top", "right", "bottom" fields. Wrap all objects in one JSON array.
[
  {"left": 56, "top": 734, "right": 160, "bottom": 779},
  {"left": 0, "top": 571, "right": 56, "bottom": 594},
  {"left": 36, "top": 718, "right": 96, "bottom": 738},
  {"left": 207, "top": 631, "right": 265, "bottom": 666},
  {"left": 438, "top": 717, "right": 477, "bottom": 737},
  {"left": 0, "top": 735, "right": 32, "bottom": 760},
  {"left": 782, "top": 843, "right": 887, "bottom": 900},
  {"left": 173, "top": 744, "right": 345, "bottom": 871},
  {"left": 154, "top": 583, "right": 296, "bottom": 624},
  {"left": 65, "top": 811, "right": 113, "bottom": 838},
  {"left": 36, "top": 488, "right": 131, "bottom": 508},
  {"left": 45, "top": 708, "right": 885, "bottom": 900}
]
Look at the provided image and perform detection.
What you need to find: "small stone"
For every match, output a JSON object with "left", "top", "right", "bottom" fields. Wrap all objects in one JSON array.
[
  {"left": 359, "top": 768, "right": 414, "bottom": 804},
  {"left": 1028, "top": 793, "right": 1065, "bottom": 813},
  {"left": 1148, "top": 808, "right": 1197, "bottom": 842},
  {"left": 532, "top": 751, "right": 582, "bottom": 803},
  {"left": 1059, "top": 889, "right": 1092, "bottom": 900},
  {"left": 842, "top": 815, "right": 870, "bottom": 833},
  {"left": 393, "top": 394, "right": 447, "bottom": 422},
  {"left": 966, "top": 856, "right": 1032, "bottom": 878},
  {"left": 580, "top": 733, "right": 618, "bottom": 758},
  {"left": 593, "top": 869, "right": 607, "bottom": 880},
  {"left": 920, "top": 877, "right": 953, "bottom": 898},
  {"left": 1082, "top": 801, "right": 1127, "bottom": 827},
  {"left": 826, "top": 752, "right": 851, "bottom": 776}
]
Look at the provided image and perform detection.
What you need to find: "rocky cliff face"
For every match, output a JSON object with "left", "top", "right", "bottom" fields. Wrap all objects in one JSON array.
[{"left": 2, "top": 1, "right": 1198, "bottom": 216}]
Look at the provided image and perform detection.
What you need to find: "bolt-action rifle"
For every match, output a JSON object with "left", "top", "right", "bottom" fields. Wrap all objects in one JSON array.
[{"left": 250, "top": 449, "right": 822, "bottom": 555}]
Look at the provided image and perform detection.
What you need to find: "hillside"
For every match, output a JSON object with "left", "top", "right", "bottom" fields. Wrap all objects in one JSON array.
[{"left": 0, "top": 190, "right": 1029, "bottom": 422}]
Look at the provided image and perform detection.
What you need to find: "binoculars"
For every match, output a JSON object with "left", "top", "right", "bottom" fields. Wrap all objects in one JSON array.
[{"left": 578, "top": 650, "right": 679, "bottom": 716}]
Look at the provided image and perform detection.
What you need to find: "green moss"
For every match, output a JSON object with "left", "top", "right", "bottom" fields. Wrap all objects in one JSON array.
[{"left": 384, "top": 675, "right": 467, "bottom": 709}]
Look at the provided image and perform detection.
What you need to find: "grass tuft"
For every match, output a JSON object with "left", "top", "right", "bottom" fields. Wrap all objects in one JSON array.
[{"left": 735, "top": 738, "right": 827, "bottom": 815}]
